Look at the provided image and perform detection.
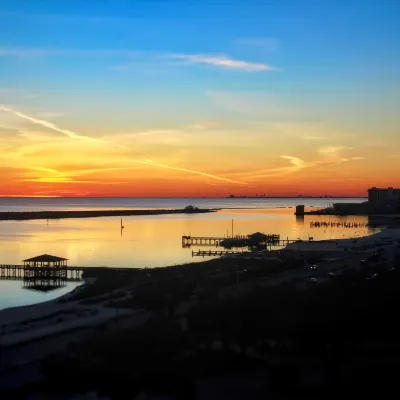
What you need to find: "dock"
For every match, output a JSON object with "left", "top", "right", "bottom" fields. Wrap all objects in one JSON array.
[
  {"left": 192, "top": 250, "right": 240, "bottom": 257},
  {"left": 310, "top": 221, "right": 371, "bottom": 228},
  {"left": 0, "top": 264, "right": 90, "bottom": 281},
  {"left": 191, "top": 250, "right": 283, "bottom": 258},
  {"left": 182, "top": 236, "right": 228, "bottom": 247},
  {"left": 182, "top": 235, "right": 295, "bottom": 248}
]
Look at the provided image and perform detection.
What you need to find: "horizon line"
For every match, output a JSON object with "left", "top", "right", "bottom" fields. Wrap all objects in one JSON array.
[{"left": 0, "top": 195, "right": 368, "bottom": 199}]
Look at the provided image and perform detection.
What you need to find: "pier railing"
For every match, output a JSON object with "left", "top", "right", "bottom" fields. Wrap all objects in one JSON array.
[{"left": 0, "top": 264, "right": 86, "bottom": 281}]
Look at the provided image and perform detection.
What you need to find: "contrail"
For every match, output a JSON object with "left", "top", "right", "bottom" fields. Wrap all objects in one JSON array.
[
  {"left": 1, "top": 105, "right": 246, "bottom": 185},
  {"left": 0, "top": 105, "right": 123, "bottom": 147},
  {"left": 137, "top": 159, "right": 247, "bottom": 185}
]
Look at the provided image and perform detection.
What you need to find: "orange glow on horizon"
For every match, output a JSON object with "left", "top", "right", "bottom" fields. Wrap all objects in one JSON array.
[{"left": 1, "top": 106, "right": 399, "bottom": 198}]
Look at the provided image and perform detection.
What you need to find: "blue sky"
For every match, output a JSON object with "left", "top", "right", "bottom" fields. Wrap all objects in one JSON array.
[
  {"left": 1, "top": 0, "right": 400, "bottom": 128},
  {"left": 0, "top": 0, "right": 400, "bottom": 196}
]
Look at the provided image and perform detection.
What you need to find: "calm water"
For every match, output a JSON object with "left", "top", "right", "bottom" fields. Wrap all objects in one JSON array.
[
  {"left": 0, "top": 197, "right": 365, "bottom": 212},
  {"left": 0, "top": 197, "right": 371, "bottom": 310}
]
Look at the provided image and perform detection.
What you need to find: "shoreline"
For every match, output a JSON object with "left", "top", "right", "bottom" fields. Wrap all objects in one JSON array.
[
  {"left": 1, "top": 228, "right": 399, "bottom": 348},
  {"left": 0, "top": 208, "right": 216, "bottom": 221}
]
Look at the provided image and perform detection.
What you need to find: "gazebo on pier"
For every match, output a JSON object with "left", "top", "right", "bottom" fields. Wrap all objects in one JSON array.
[{"left": 23, "top": 254, "right": 68, "bottom": 292}]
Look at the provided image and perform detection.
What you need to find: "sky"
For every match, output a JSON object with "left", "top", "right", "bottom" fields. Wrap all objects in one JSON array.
[{"left": 0, "top": 0, "right": 400, "bottom": 197}]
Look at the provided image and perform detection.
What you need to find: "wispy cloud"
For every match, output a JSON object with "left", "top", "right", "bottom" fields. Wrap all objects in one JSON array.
[
  {"left": 134, "top": 159, "right": 247, "bottom": 185},
  {"left": 281, "top": 155, "right": 307, "bottom": 170},
  {"left": 234, "top": 146, "right": 364, "bottom": 182},
  {"left": 317, "top": 146, "right": 365, "bottom": 164},
  {"left": 167, "top": 54, "right": 275, "bottom": 72},
  {"left": 22, "top": 165, "right": 131, "bottom": 183},
  {"left": 21, "top": 160, "right": 247, "bottom": 186},
  {"left": 3, "top": 115, "right": 246, "bottom": 186},
  {"left": 238, "top": 155, "right": 311, "bottom": 181},
  {"left": 0, "top": 46, "right": 273, "bottom": 71},
  {"left": 0, "top": 47, "right": 275, "bottom": 73},
  {"left": 317, "top": 146, "right": 353, "bottom": 161},
  {"left": 0, "top": 105, "right": 121, "bottom": 146}
]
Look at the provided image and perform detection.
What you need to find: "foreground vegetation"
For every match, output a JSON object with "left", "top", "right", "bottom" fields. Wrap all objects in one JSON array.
[{"left": 35, "top": 252, "right": 400, "bottom": 399}]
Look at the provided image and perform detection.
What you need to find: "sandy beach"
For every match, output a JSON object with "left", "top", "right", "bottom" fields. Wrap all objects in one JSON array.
[{"left": 0, "top": 284, "right": 138, "bottom": 348}]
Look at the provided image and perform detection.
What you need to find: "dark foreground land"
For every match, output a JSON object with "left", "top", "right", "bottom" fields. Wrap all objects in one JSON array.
[
  {"left": 5, "top": 242, "right": 400, "bottom": 400},
  {"left": 0, "top": 208, "right": 214, "bottom": 221}
]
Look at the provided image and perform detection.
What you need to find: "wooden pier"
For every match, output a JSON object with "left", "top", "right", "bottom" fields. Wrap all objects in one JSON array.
[
  {"left": 192, "top": 250, "right": 239, "bottom": 257},
  {"left": 182, "top": 235, "right": 295, "bottom": 248},
  {"left": 310, "top": 221, "right": 371, "bottom": 228},
  {"left": 182, "top": 236, "right": 227, "bottom": 247},
  {"left": 0, "top": 264, "right": 84, "bottom": 281},
  {"left": 191, "top": 250, "right": 281, "bottom": 258}
]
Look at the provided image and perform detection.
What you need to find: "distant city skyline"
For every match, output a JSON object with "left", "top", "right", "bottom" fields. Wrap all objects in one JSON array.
[{"left": 1, "top": 0, "right": 400, "bottom": 197}]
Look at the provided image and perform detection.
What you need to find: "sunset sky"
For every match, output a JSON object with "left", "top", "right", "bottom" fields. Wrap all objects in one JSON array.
[{"left": 1, "top": 0, "right": 399, "bottom": 197}]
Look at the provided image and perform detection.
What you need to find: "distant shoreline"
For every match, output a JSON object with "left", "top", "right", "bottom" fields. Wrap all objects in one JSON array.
[
  {"left": 0, "top": 208, "right": 216, "bottom": 221},
  {"left": 0, "top": 196, "right": 368, "bottom": 199}
]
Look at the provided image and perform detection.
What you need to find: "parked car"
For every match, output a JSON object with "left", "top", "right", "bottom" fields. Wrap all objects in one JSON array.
[{"left": 310, "top": 264, "right": 318, "bottom": 270}]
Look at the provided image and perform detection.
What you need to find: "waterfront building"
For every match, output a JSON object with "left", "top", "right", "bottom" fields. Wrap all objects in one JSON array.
[{"left": 368, "top": 187, "right": 400, "bottom": 203}]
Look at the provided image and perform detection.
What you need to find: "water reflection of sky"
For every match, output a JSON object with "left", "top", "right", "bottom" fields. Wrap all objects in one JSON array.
[
  {"left": 0, "top": 209, "right": 379, "bottom": 268},
  {"left": 0, "top": 208, "right": 380, "bottom": 310},
  {"left": 0, "top": 281, "right": 82, "bottom": 311}
]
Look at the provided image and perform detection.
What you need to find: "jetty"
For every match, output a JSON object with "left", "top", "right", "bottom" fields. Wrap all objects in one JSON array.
[
  {"left": 0, "top": 208, "right": 215, "bottom": 221},
  {"left": 0, "top": 254, "right": 144, "bottom": 294}
]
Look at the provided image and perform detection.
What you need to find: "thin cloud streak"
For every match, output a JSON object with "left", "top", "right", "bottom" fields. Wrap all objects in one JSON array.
[
  {"left": 135, "top": 160, "right": 247, "bottom": 185},
  {"left": 235, "top": 147, "right": 365, "bottom": 182},
  {"left": 23, "top": 162, "right": 247, "bottom": 185},
  {"left": 167, "top": 54, "right": 275, "bottom": 72},
  {"left": 0, "top": 47, "right": 272, "bottom": 73},
  {"left": 0, "top": 105, "right": 124, "bottom": 147},
  {"left": 243, "top": 155, "right": 311, "bottom": 180}
]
